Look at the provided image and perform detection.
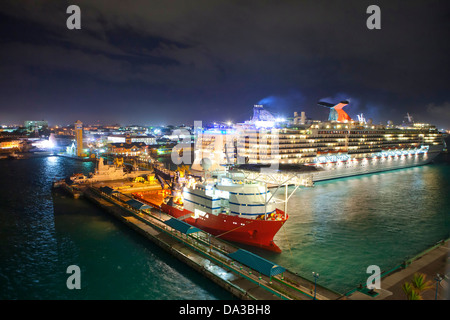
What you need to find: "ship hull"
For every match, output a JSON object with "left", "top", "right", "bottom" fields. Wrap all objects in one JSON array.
[
  {"left": 310, "top": 151, "right": 440, "bottom": 182},
  {"left": 134, "top": 191, "right": 286, "bottom": 252},
  {"left": 163, "top": 204, "right": 286, "bottom": 252}
]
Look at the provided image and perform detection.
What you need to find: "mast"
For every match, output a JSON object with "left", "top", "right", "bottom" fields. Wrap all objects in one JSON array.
[
  {"left": 265, "top": 183, "right": 268, "bottom": 221},
  {"left": 284, "top": 183, "right": 288, "bottom": 219}
]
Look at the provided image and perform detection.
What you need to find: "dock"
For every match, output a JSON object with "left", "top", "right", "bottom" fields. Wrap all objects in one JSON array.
[
  {"left": 53, "top": 179, "right": 342, "bottom": 300},
  {"left": 52, "top": 179, "right": 83, "bottom": 198},
  {"left": 345, "top": 238, "right": 449, "bottom": 300}
]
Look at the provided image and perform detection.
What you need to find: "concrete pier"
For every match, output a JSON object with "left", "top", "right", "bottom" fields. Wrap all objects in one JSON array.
[
  {"left": 345, "top": 239, "right": 449, "bottom": 300},
  {"left": 80, "top": 183, "right": 342, "bottom": 300}
]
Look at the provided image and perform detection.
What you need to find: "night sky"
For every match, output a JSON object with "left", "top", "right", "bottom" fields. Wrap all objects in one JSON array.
[{"left": 1, "top": 1, "right": 449, "bottom": 128}]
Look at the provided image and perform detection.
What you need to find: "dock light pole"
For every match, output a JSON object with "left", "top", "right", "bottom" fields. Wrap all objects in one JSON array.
[
  {"left": 434, "top": 274, "right": 442, "bottom": 300},
  {"left": 312, "top": 272, "right": 319, "bottom": 300},
  {"left": 208, "top": 234, "right": 212, "bottom": 252}
]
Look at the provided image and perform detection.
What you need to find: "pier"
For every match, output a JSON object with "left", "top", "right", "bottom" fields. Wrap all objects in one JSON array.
[
  {"left": 345, "top": 238, "right": 449, "bottom": 300},
  {"left": 54, "top": 178, "right": 341, "bottom": 300}
]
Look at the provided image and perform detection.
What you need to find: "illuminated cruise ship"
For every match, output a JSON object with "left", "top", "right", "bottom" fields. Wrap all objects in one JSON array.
[{"left": 192, "top": 100, "right": 445, "bottom": 181}]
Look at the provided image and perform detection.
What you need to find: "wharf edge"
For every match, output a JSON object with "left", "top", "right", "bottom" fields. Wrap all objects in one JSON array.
[{"left": 344, "top": 238, "right": 449, "bottom": 300}]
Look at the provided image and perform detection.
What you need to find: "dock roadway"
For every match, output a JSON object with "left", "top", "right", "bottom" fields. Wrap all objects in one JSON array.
[
  {"left": 83, "top": 185, "right": 342, "bottom": 300},
  {"left": 345, "top": 239, "right": 449, "bottom": 300}
]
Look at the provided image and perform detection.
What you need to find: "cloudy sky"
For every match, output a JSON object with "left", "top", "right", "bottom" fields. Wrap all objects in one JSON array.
[{"left": 0, "top": 0, "right": 449, "bottom": 128}]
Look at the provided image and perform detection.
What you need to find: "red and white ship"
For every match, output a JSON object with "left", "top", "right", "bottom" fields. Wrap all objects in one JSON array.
[{"left": 132, "top": 166, "right": 287, "bottom": 252}]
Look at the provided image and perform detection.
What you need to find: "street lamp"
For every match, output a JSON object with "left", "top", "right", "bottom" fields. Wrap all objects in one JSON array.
[
  {"left": 312, "top": 272, "right": 320, "bottom": 300},
  {"left": 434, "top": 274, "right": 443, "bottom": 300}
]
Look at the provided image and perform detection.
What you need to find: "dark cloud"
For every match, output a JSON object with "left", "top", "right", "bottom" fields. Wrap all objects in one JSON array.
[{"left": 0, "top": 0, "right": 449, "bottom": 128}]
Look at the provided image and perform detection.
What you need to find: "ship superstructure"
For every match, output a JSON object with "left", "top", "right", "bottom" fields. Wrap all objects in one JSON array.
[
  {"left": 132, "top": 164, "right": 288, "bottom": 252},
  {"left": 70, "top": 157, "right": 152, "bottom": 183}
]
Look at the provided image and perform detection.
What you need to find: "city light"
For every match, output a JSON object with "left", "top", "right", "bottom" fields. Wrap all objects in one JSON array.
[{"left": 32, "top": 139, "right": 54, "bottom": 149}]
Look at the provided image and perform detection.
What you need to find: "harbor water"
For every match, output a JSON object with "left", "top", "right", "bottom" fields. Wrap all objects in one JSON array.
[
  {"left": 264, "top": 153, "right": 450, "bottom": 294},
  {"left": 1, "top": 154, "right": 449, "bottom": 299},
  {"left": 0, "top": 156, "right": 232, "bottom": 299}
]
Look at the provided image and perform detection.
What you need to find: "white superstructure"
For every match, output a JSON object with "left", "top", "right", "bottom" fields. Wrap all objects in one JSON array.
[
  {"left": 181, "top": 174, "right": 279, "bottom": 219},
  {"left": 70, "top": 158, "right": 151, "bottom": 183}
]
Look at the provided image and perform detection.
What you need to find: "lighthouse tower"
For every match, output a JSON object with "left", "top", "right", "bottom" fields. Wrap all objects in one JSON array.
[{"left": 74, "top": 120, "right": 83, "bottom": 157}]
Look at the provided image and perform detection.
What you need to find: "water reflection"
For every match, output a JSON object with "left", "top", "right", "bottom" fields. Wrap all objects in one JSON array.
[
  {"left": 2, "top": 155, "right": 448, "bottom": 298},
  {"left": 266, "top": 163, "right": 450, "bottom": 293}
]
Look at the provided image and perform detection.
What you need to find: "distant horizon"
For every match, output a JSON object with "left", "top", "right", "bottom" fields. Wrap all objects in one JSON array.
[
  {"left": 2, "top": 108, "right": 449, "bottom": 131},
  {"left": 1, "top": 1, "right": 449, "bottom": 129}
]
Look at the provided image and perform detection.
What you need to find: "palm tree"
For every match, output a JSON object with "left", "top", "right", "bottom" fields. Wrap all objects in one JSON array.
[
  {"left": 411, "top": 273, "right": 433, "bottom": 293},
  {"left": 402, "top": 282, "right": 422, "bottom": 300},
  {"left": 402, "top": 273, "right": 433, "bottom": 300}
]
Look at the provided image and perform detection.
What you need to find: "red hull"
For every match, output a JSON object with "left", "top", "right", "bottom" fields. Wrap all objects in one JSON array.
[{"left": 133, "top": 191, "right": 287, "bottom": 252}]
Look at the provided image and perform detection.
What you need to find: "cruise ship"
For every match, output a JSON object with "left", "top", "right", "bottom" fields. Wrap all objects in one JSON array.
[{"left": 192, "top": 100, "right": 445, "bottom": 181}]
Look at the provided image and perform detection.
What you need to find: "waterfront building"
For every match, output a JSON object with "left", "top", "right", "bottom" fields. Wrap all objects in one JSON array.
[
  {"left": 107, "top": 134, "right": 156, "bottom": 145},
  {"left": 0, "top": 138, "right": 24, "bottom": 152},
  {"left": 108, "top": 135, "right": 148, "bottom": 156},
  {"left": 24, "top": 120, "right": 48, "bottom": 133},
  {"left": 74, "top": 120, "right": 84, "bottom": 157},
  {"left": 108, "top": 142, "right": 148, "bottom": 156}
]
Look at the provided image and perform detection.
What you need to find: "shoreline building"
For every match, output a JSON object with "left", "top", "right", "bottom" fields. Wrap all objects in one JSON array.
[
  {"left": 108, "top": 134, "right": 148, "bottom": 156},
  {"left": 74, "top": 120, "right": 84, "bottom": 157},
  {"left": 0, "top": 138, "right": 25, "bottom": 152},
  {"left": 107, "top": 134, "right": 156, "bottom": 145},
  {"left": 24, "top": 120, "right": 48, "bottom": 134}
]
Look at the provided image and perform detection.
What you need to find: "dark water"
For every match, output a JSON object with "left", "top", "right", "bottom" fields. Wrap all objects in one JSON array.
[
  {"left": 0, "top": 156, "right": 233, "bottom": 299},
  {"left": 265, "top": 153, "right": 450, "bottom": 293},
  {"left": 1, "top": 154, "right": 449, "bottom": 299}
]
